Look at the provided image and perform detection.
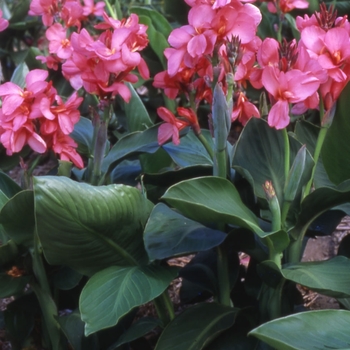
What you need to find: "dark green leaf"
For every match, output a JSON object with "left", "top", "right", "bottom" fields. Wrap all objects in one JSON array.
[
  {"left": 0, "top": 172, "right": 22, "bottom": 198},
  {"left": 0, "top": 240, "right": 19, "bottom": 266},
  {"left": 144, "top": 203, "right": 226, "bottom": 260},
  {"left": 250, "top": 310, "right": 350, "bottom": 350},
  {"left": 322, "top": 81, "right": 350, "bottom": 184},
  {"left": 282, "top": 256, "right": 350, "bottom": 298},
  {"left": 80, "top": 264, "right": 178, "bottom": 335},
  {"left": 34, "top": 176, "right": 153, "bottom": 275},
  {"left": 162, "top": 176, "right": 263, "bottom": 235},
  {"left": 155, "top": 303, "right": 238, "bottom": 350},
  {"left": 110, "top": 317, "right": 162, "bottom": 349},
  {"left": 71, "top": 117, "right": 94, "bottom": 157},
  {"left": 0, "top": 190, "right": 34, "bottom": 247},
  {"left": 10, "top": 62, "right": 29, "bottom": 88},
  {"left": 124, "top": 82, "right": 153, "bottom": 132},
  {"left": 0, "top": 273, "right": 30, "bottom": 298}
]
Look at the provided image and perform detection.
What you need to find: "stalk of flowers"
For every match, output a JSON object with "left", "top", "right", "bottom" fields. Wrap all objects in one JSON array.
[
  {"left": 0, "top": 69, "right": 84, "bottom": 168},
  {"left": 154, "top": 0, "right": 263, "bottom": 145}
]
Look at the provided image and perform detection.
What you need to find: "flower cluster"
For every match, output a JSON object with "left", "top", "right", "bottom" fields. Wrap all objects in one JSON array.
[
  {"left": 0, "top": 70, "right": 83, "bottom": 167},
  {"left": 30, "top": 1, "right": 149, "bottom": 102}
]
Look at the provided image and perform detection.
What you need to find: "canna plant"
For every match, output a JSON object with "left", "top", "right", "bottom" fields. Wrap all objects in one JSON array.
[{"left": 1, "top": 0, "right": 350, "bottom": 349}]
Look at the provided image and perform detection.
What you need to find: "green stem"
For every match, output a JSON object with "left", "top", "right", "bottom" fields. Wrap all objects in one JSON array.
[
  {"left": 217, "top": 244, "right": 231, "bottom": 306},
  {"left": 104, "top": 0, "right": 119, "bottom": 19},
  {"left": 153, "top": 290, "right": 174, "bottom": 326},
  {"left": 31, "top": 232, "right": 64, "bottom": 350},
  {"left": 214, "top": 147, "right": 227, "bottom": 178},
  {"left": 197, "top": 133, "right": 214, "bottom": 161},
  {"left": 282, "top": 128, "right": 290, "bottom": 183},
  {"left": 145, "top": 0, "right": 152, "bottom": 4},
  {"left": 303, "top": 126, "right": 328, "bottom": 198}
]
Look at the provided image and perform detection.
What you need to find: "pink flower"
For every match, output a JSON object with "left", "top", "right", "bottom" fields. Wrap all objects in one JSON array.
[
  {"left": 28, "top": 0, "right": 59, "bottom": 26},
  {"left": 265, "top": 0, "right": 308, "bottom": 14},
  {"left": 83, "top": 0, "right": 105, "bottom": 16},
  {"left": 157, "top": 107, "right": 200, "bottom": 145},
  {"left": 0, "top": 10, "right": 9, "bottom": 32},
  {"left": 262, "top": 66, "right": 320, "bottom": 129},
  {"left": 46, "top": 23, "right": 72, "bottom": 59},
  {"left": 231, "top": 92, "right": 260, "bottom": 125}
]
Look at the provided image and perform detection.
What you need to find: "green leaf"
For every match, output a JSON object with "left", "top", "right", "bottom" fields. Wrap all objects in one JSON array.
[
  {"left": 282, "top": 256, "right": 350, "bottom": 298},
  {"left": 59, "top": 310, "right": 98, "bottom": 350},
  {"left": 131, "top": 6, "right": 172, "bottom": 40},
  {"left": 0, "top": 273, "right": 30, "bottom": 298},
  {"left": 137, "top": 15, "right": 169, "bottom": 68},
  {"left": 144, "top": 203, "right": 226, "bottom": 261},
  {"left": 34, "top": 176, "right": 153, "bottom": 275},
  {"left": 291, "top": 181, "right": 350, "bottom": 240},
  {"left": 163, "top": 130, "right": 213, "bottom": 167},
  {"left": 0, "top": 240, "right": 19, "bottom": 266},
  {"left": 70, "top": 117, "right": 94, "bottom": 157},
  {"left": 322, "top": 81, "right": 350, "bottom": 184},
  {"left": 80, "top": 264, "right": 178, "bottom": 335},
  {"left": 124, "top": 82, "right": 153, "bottom": 132},
  {"left": 233, "top": 118, "right": 308, "bottom": 203},
  {"left": 10, "top": 62, "right": 29, "bottom": 88},
  {"left": 0, "top": 190, "right": 34, "bottom": 247},
  {"left": 102, "top": 124, "right": 160, "bottom": 173},
  {"left": 0, "top": 172, "right": 22, "bottom": 198},
  {"left": 162, "top": 176, "right": 264, "bottom": 235},
  {"left": 9, "top": 0, "right": 30, "bottom": 23},
  {"left": 155, "top": 303, "right": 238, "bottom": 350},
  {"left": 249, "top": 310, "right": 350, "bottom": 350},
  {"left": 110, "top": 317, "right": 162, "bottom": 349}
]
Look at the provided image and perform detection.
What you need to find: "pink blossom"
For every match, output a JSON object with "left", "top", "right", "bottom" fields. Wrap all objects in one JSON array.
[
  {"left": 46, "top": 23, "right": 72, "bottom": 59},
  {"left": 83, "top": 0, "right": 105, "bottom": 16},
  {"left": 231, "top": 92, "right": 260, "bottom": 125},
  {"left": 28, "top": 0, "right": 59, "bottom": 26},
  {"left": 0, "top": 10, "right": 9, "bottom": 32}
]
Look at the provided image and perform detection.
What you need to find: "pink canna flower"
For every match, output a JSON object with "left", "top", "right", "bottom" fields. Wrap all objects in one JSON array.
[
  {"left": 83, "top": 0, "right": 105, "bottom": 17},
  {"left": 231, "top": 92, "right": 260, "bottom": 125},
  {"left": 262, "top": 66, "right": 320, "bottom": 129},
  {"left": 28, "top": 0, "right": 60, "bottom": 26},
  {"left": 157, "top": 107, "right": 200, "bottom": 145},
  {"left": 46, "top": 23, "right": 72, "bottom": 59},
  {"left": 264, "top": 0, "right": 308, "bottom": 14}
]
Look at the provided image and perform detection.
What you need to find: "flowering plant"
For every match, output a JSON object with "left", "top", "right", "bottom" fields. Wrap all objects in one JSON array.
[{"left": 1, "top": 0, "right": 350, "bottom": 349}]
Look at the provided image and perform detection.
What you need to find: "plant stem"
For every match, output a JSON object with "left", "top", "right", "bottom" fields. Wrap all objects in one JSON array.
[
  {"left": 31, "top": 232, "right": 64, "bottom": 350},
  {"left": 282, "top": 128, "right": 290, "bottom": 184},
  {"left": 197, "top": 132, "right": 215, "bottom": 161},
  {"left": 217, "top": 244, "right": 232, "bottom": 306},
  {"left": 153, "top": 289, "right": 174, "bottom": 326},
  {"left": 104, "top": 0, "right": 120, "bottom": 19},
  {"left": 303, "top": 126, "right": 328, "bottom": 197}
]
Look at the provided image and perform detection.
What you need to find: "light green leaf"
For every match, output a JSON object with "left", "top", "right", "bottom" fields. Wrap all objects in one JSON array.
[
  {"left": 282, "top": 256, "right": 350, "bottom": 298},
  {"left": 155, "top": 303, "right": 238, "bottom": 350},
  {"left": 34, "top": 176, "right": 153, "bottom": 275},
  {"left": 80, "top": 264, "right": 178, "bottom": 335},
  {"left": 10, "top": 62, "right": 29, "bottom": 88},
  {"left": 162, "top": 176, "right": 264, "bottom": 235},
  {"left": 250, "top": 310, "right": 350, "bottom": 350}
]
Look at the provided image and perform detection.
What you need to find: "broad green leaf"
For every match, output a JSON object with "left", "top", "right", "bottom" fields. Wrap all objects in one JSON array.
[
  {"left": 71, "top": 117, "right": 94, "bottom": 157},
  {"left": 290, "top": 181, "right": 350, "bottom": 240},
  {"left": 124, "top": 82, "right": 153, "bottom": 132},
  {"left": 59, "top": 310, "right": 98, "bottom": 350},
  {"left": 137, "top": 15, "right": 168, "bottom": 68},
  {"left": 163, "top": 130, "right": 213, "bottom": 167},
  {"left": 282, "top": 256, "right": 350, "bottom": 298},
  {"left": 110, "top": 317, "right": 162, "bottom": 349},
  {"left": 144, "top": 203, "right": 226, "bottom": 261},
  {"left": 233, "top": 118, "right": 309, "bottom": 204},
  {"left": 9, "top": 0, "right": 30, "bottom": 23},
  {"left": 322, "top": 81, "right": 350, "bottom": 184},
  {"left": 250, "top": 310, "right": 350, "bottom": 350},
  {"left": 162, "top": 177, "right": 264, "bottom": 235},
  {"left": 131, "top": 6, "right": 172, "bottom": 39},
  {"left": 0, "top": 240, "right": 19, "bottom": 266},
  {"left": 0, "top": 190, "right": 34, "bottom": 247},
  {"left": 80, "top": 264, "right": 178, "bottom": 335},
  {"left": 155, "top": 303, "right": 238, "bottom": 350},
  {"left": 0, "top": 171, "right": 22, "bottom": 198},
  {"left": 102, "top": 124, "right": 160, "bottom": 173},
  {"left": 0, "top": 273, "right": 30, "bottom": 298},
  {"left": 34, "top": 176, "right": 153, "bottom": 275},
  {"left": 10, "top": 62, "right": 29, "bottom": 88}
]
